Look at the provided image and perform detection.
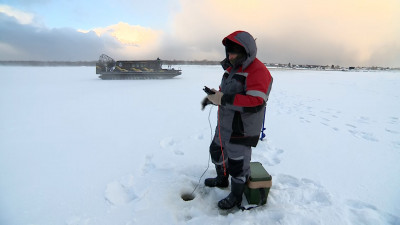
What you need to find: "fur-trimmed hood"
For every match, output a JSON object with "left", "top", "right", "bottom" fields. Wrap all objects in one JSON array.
[{"left": 222, "top": 31, "right": 257, "bottom": 70}]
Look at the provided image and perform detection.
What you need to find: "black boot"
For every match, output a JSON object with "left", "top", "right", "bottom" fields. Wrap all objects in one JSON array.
[
  {"left": 204, "top": 165, "right": 229, "bottom": 188},
  {"left": 218, "top": 179, "right": 245, "bottom": 210}
]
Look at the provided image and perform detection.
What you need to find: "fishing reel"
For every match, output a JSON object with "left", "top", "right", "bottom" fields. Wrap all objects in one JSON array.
[{"left": 201, "top": 86, "right": 216, "bottom": 110}]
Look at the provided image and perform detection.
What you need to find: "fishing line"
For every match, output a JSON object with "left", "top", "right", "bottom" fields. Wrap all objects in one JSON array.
[{"left": 189, "top": 105, "right": 214, "bottom": 197}]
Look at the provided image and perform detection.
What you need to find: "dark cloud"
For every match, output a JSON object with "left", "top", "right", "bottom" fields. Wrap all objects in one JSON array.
[
  {"left": 253, "top": 32, "right": 354, "bottom": 67},
  {"left": 0, "top": 13, "right": 120, "bottom": 61}
]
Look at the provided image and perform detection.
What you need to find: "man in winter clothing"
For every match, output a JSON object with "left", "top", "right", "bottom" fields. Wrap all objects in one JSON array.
[{"left": 203, "top": 31, "right": 273, "bottom": 210}]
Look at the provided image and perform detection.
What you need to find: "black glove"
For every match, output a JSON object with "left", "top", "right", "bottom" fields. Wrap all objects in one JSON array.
[{"left": 201, "top": 97, "right": 213, "bottom": 110}]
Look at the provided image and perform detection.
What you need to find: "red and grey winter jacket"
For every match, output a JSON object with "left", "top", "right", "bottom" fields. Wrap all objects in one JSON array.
[{"left": 218, "top": 31, "right": 273, "bottom": 147}]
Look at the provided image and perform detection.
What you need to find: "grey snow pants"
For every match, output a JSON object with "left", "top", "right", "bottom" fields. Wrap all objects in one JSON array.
[{"left": 209, "top": 135, "right": 252, "bottom": 184}]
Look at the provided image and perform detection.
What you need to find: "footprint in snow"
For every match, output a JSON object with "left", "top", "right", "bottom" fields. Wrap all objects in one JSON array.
[
  {"left": 174, "top": 150, "right": 184, "bottom": 155},
  {"left": 385, "top": 128, "right": 399, "bottom": 134},
  {"left": 321, "top": 122, "right": 329, "bottom": 127},
  {"left": 346, "top": 124, "right": 357, "bottom": 129},
  {"left": 160, "top": 137, "right": 185, "bottom": 156},
  {"left": 346, "top": 122, "right": 379, "bottom": 142},
  {"left": 357, "top": 116, "right": 371, "bottom": 124},
  {"left": 254, "top": 144, "right": 284, "bottom": 166},
  {"left": 348, "top": 130, "right": 379, "bottom": 142},
  {"left": 320, "top": 121, "right": 339, "bottom": 132},
  {"left": 322, "top": 117, "right": 331, "bottom": 122},
  {"left": 389, "top": 116, "right": 399, "bottom": 125},
  {"left": 271, "top": 174, "right": 332, "bottom": 207},
  {"left": 299, "top": 116, "right": 311, "bottom": 123},
  {"left": 160, "top": 137, "right": 175, "bottom": 148},
  {"left": 345, "top": 199, "right": 400, "bottom": 225},
  {"left": 105, "top": 175, "right": 137, "bottom": 206},
  {"left": 142, "top": 154, "right": 155, "bottom": 174},
  {"left": 190, "top": 133, "right": 204, "bottom": 140}
]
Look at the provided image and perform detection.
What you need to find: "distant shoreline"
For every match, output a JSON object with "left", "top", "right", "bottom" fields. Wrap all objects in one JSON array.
[
  {"left": 0, "top": 61, "right": 97, "bottom": 67},
  {"left": 0, "top": 60, "right": 398, "bottom": 71},
  {"left": 0, "top": 60, "right": 221, "bottom": 67}
]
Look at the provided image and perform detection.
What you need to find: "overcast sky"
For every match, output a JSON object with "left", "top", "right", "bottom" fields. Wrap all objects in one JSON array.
[{"left": 1, "top": 0, "right": 399, "bottom": 67}]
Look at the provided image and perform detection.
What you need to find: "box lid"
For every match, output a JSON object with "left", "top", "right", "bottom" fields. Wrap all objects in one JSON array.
[{"left": 249, "top": 162, "right": 272, "bottom": 182}]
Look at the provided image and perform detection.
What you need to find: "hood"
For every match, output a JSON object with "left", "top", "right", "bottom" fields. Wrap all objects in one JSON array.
[{"left": 222, "top": 31, "right": 257, "bottom": 70}]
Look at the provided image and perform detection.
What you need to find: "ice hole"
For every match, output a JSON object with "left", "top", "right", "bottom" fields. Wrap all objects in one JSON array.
[{"left": 181, "top": 192, "right": 195, "bottom": 201}]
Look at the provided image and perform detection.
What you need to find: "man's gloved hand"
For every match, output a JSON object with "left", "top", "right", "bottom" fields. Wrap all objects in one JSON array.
[{"left": 207, "top": 89, "right": 224, "bottom": 105}]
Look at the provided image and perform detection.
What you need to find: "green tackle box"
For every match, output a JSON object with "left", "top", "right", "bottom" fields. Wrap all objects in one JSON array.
[{"left": 244, "top": 162, "right": 272, "bottom": 205}]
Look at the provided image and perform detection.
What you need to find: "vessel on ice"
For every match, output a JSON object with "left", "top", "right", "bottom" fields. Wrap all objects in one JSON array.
[{"left": 96, "top": 54, "right": 181, "bottom": 80}]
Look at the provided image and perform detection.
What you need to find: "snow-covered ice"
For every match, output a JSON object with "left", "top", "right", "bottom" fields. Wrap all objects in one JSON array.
[{"left": 0, "top": 65, "right": 399, "bottom": 225}]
